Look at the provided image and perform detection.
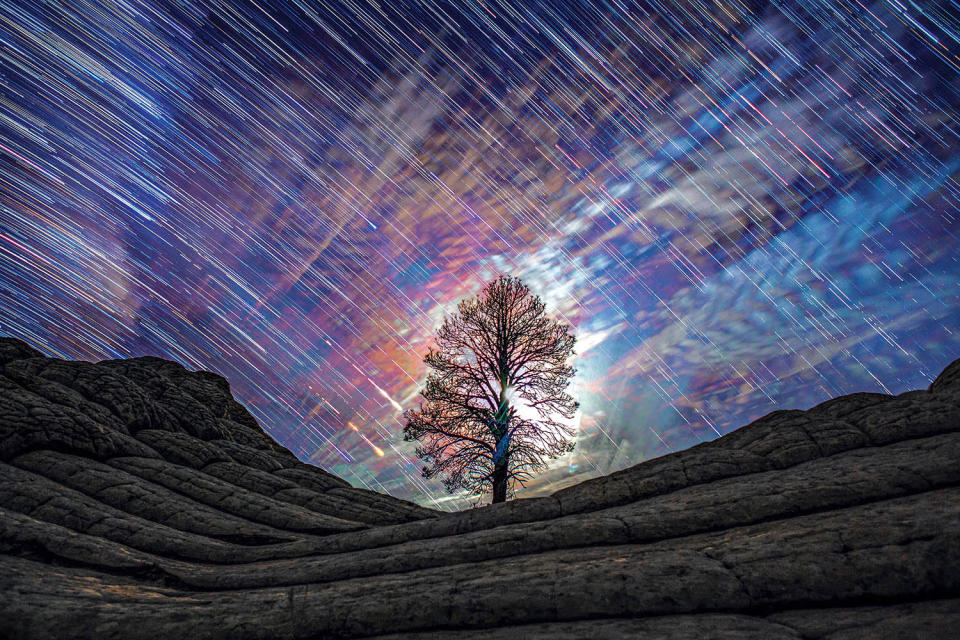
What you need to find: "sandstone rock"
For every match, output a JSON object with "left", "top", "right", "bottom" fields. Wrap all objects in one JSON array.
[
  {"left": 0, "top": 338, "right": 43, "bottom": 365},
  {"left": 930, "top": 356, "right": 960, "bottom": 397},
  {"left": 107, "top": 456, "right": 364, "bottom": 533},
  {"left": 0, "top": 336, "right": 957, "bottom": 639}
]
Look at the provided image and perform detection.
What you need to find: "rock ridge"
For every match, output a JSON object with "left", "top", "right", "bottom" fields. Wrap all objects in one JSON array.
[{"left": 1, "top": 336, "right": 958, "bottom": 639}]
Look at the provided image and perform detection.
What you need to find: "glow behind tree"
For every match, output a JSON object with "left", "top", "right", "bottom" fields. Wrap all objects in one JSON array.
[{"left": 404, "top": 276, "right": 578, "bottom": 503}]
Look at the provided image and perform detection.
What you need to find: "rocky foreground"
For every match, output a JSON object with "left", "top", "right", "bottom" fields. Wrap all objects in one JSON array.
[{"left": 0, "top": 336, "right": 958, "bottom": 639}]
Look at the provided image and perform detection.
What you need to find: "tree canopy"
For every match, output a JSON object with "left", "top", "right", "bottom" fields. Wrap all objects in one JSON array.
[{"left": 403, "top": 275, "right": 578, "bottom": 503}]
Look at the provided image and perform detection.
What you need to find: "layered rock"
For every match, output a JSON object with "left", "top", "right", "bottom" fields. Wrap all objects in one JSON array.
[{"left": 1, "top": 336, "right": 958, "bottom": 639}]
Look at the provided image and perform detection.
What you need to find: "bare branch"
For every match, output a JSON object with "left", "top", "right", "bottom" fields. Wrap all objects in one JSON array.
[{"left": 403, "top": 275, "right": 577, "bottom": 503}]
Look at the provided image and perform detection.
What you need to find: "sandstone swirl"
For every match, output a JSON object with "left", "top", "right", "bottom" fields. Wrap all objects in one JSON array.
[{"left": 1, "top": 336, "right": 958, "bottom": 639}]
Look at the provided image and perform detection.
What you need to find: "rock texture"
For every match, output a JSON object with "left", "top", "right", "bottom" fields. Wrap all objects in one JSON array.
[{"left": 1, "top": 336, "right": 958, "bottom": 639}]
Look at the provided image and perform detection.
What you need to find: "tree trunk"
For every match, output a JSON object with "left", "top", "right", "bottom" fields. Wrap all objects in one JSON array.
[{"left": 491, "top": 461, "right": 508, "bottom": 503}]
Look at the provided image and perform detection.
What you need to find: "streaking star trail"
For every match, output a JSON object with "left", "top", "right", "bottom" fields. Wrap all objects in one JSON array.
[{"left": 1, "top": 0, "right": 958, "bottom": 508}]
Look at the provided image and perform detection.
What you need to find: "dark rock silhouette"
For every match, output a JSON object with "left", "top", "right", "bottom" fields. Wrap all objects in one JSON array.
[{"left": 1, "top": 336, "right": 958, "bottom": 639}]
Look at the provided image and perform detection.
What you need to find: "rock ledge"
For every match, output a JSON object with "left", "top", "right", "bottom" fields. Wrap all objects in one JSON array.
[{"left": 1, "top": 337, "right": 958, "bottom": 639}]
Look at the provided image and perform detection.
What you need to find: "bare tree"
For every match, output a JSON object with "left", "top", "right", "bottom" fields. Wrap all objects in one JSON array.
[{"left": 404, "top": 275, "right": 578, "bottom": 503}]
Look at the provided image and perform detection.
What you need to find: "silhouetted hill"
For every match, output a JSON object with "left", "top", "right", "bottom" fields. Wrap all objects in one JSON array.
[{"left": 1, "top": 336, "right": 957, "bottom": 638}]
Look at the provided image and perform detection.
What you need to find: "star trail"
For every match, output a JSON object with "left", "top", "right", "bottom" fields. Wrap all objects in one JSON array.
[{"left": 1, "top": 0, "right": 958, "bottom": 508}]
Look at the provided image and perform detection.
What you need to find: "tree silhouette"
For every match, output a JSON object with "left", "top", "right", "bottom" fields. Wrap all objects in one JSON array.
[{"left": 404, "top": 275, "right": 578, "bottom": 504}]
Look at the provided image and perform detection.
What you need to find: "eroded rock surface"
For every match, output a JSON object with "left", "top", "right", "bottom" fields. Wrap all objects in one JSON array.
[{"left": 0, "top": 336, "right": 957, "bottom": 639}]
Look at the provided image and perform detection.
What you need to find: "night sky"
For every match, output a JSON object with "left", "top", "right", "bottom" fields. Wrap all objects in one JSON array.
[{"left": 1, "top": 0, "right": 958, "bottom": 509}]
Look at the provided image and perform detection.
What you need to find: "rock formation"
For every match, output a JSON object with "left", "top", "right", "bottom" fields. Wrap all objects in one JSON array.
[{"left": 1, "top": 335, "right": 958, "bottom": 639}]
